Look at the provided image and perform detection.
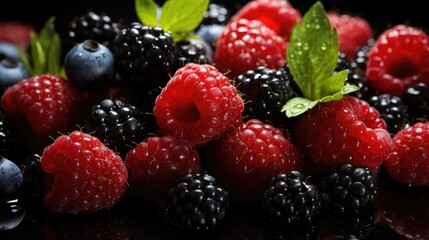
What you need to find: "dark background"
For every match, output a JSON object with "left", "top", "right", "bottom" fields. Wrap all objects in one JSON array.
[{"left": 0, "top": 0, "right": 427, "bottom": 37}]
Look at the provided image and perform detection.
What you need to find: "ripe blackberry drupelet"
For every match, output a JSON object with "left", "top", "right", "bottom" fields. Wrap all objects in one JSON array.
[
  {"left": 367, "top": 94, "right": 409, "bottom": 134},
  {"left": 0, "top": 110, "right": 24, "bottom": 161},
  {"left": 262, "top": 171, "right": 321, "bottom": 226},
  {"left": 113, "top": 23, "right": 177, "bottom": 90},
  {"left": 402, "top": 82, "right": 429, "bottom": 123},
  {"left": 320, "top": 163, "right": 378, "bottom": 215},
  {"left": 235, "top": 66, "right": 298, "bottom": 124},
  {"left": 176, "top": 39, "right": 213, "bottom": 68},
  {"left": 161, "top": 173, "right": 229, "bottom": 231},
  {"left": 84, "top": 98, "right": 151, "bottom": 158},
  {"left": 200, "top": 3, "right": 231, "bottom": 27},
  {"left": 64, "top": 11, "right": 124, "bottom": 53}
]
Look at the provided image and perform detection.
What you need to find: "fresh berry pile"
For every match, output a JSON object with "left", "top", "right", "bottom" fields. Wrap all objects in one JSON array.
[{"left": 0, "top": 0, "right": 429, "bottom": 239}]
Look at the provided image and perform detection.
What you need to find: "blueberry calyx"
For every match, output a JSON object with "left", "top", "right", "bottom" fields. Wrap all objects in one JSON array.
[{"left": 82, "top": 39, "right": 100, "bottom": 53}]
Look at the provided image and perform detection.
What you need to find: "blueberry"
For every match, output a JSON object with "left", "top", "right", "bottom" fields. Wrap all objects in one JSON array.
[
  {"left": 0, "top": 156, "right": 24, "bottom": 201},
  {"left": 64, "top": 39, "right": 115, "bottom": 92},
  {"left": 0, "top": 57, "right": 29, "bottom": 88},
  {"left": 195, "top": 24, "right": 225, "bottom": 50},
  {"left": 0, "top": 42, "right": 20, "bottom": 61},
  {"left": 0, "top": 200, "right": 26, "bottom": 230}
]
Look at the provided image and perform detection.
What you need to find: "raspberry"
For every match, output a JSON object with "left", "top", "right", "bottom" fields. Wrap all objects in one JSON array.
[
  {"left": 160, "top": 173, "right": 229, "bottom": 231},
  {"left": 262, "top": 171, "right": 321, "bottom": 227},
  {"left": 153, "top": 63, "right": 244, "bottom": 147},
  {"left": 292, "top": 96, "right": 392, "bottom": 177},
  {"left": 0, "top": 74, "right": 84, "bottom": 152},
  {"left": 0, "top": 21, "right": 35, "bottom": 49},
  {"left": 384, "top": 122, "right": 429, "bottom": 186},
  {"left": 41, "top": 131, "right": 128, "bottom": 213},
  {"left": 231, "top": 0, "right": 301, "bottom": 42},
  {"left": 214, "top": 18, "right": 286, "bottom": 79},
  {"left": 204, "top": 119, "right": 303, "bottom": 202},
  {"left": 327, "top": 12, "right": 373, "bottom": 60},
  {"left": 366, "top": 25, "right": 429, "bottom": 97},
  {"left": 125, "top": 135, "right": 202, "bottom": 202}
]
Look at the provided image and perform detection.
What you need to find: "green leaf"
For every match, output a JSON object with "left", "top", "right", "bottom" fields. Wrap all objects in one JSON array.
[
  {"left": 286, "top": 1, "right": 339, "bottom": 100},
  {"left": 31, "top": 37, "right": 46, "bottom": 75},
  {"left": 17, "top": 47, "right": 33, "bottom": 76},
  {"left": 320, "top": 70, "right": 349, "bottom": 96},
  {"left": 46, "top": 33, "right": 61, "bottom": 75},
  {"left": 135, "top": 0, "right": 158, "bottom": 26},
  {"left": 159, "top": 0, "right": 209, "bottom": 33},
  {"left": 281, "top": 97, "right": 319, "bottom": 117},
  {"left": 38, "top": 16, "right": 56, "bottom": 51}
]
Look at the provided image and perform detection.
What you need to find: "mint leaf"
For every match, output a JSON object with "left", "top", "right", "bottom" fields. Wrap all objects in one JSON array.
[
  {"left": 287, "top": 1, "right": 339, "bottom": 100},
  {"left": 281, "top": 1, "right": 359, "bottom": 118},
  {"left": 281, "top": 97, "right": 319, "bottom": 117},
  {"left": 135, "top": 0, "right": 158, "bottom": 26},
  {"left": 159, "top": 0, "right": 209, "bottom": 33}
]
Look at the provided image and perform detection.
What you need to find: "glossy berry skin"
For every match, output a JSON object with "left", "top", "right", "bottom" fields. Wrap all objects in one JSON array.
[
  {"left": 195, "top": 24, "right": 225, "bottom": 51},
  {"left": 367, "top": 94, "right": 409, "bottom": 134},
  {"left": 402, "top": 82, "right": 429, "bottom": 122},
  {"left": 0, "top": 57, "right": 29, "bottom": 88},
  {"left": 214, "top": 18, "right": 286, "bottom": 79},
  {"left": 41, "top": 131, "right": 128, "bottom": 213},
  {"left": 235, "top": 66, "right": 298, "bottom": 124},
  {"left": 327, "top": 12, "right": 373, "bottom": 59},
  {"left": 64, "top": 40, "right": 115, "bottom": 92},
  {"left": 176, "top": 39, "right": 213, "bottom": 68},
  {"left": 321, "top": 163, "right": 378, "bottom": 215},
  {"left": 153, "top": 63, "right": 244, "bottom": 147},
  {"left": 0, "top": 42, "right": 20, "bottom": 61},
  {"left": 0, "top": 74, "right": 84, "bottom": 152},
  {"left": 114, "top": 23, "right": 177, "bottom": 90},
  {"left": 232, "top": 0, "right": 301, "bottom": 42},
  {"left": 204, "top": 119, "right": 303, "bottom": 202},
  {"left": 366, "top": 25, "right": 429, "bottom": 97},
  {"left": 161, "top": 173, "right": 229, "bottom": 231},
  {"left": 0, "top": 156, "right": 23, "bottom": 201},
  {"left": 263, "top": 171, "right": 321, "bottom": 226},
  {"left": 293, "top": 96, "right": 391, "bottom": 177},
  {"left": 200, "top": 3, "right": 231, "bottom": 26},
  {"left": 84, "top": 98, "right": 150, "bottom": 158},
  {"left": 125, "top": 135, "right": 202, "bottom": 202},
  {"left": 385, "top": 122, "right": 429, "bottom": 186},
  {"left": 64, "top": 11, "right": 123, "bottom": 52},
  {"left": 0, "top": 110, "right": 25, "bottom": 162}
]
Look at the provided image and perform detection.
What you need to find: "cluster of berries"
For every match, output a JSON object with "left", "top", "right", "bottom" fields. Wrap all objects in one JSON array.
[{"left": 0, "top": 0, "right": 429, "bottom": 238}]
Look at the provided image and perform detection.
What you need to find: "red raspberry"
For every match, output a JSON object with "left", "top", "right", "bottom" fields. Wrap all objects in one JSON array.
[
  {"left": 366, "top": 25, "right": 429, "bottom": 96},
  {"left": 327, "top": 12, "right": 373, "bottom": 60},
  {"left": 214, "top": 18, "right": 286, "bottom": 79},
  {"left": 153, "top": 63, "right": 244, "bottom": 146},
  {"left": 41, "top": 131, "right": 128, "bottom": 213},
  {"left": 0, "top": 74, "right": 83, "bottom": 152},
  {"left": 385, "top": 122, "right": 429, "bottom": 185},
  {"left": 293, "top": 96, "right": 391, "bottom": 177},
  {"left": 204, "top": 119, "right": 303, "bottom": 202},
  {"left": 231, "top": 0, "right": 301, "bottom": 42},
  {"left": 0, "top": 21, "right": 35, "bottom": 49},
  {"left": 125, "top": 135, "right": 202, "bottom": 202}
]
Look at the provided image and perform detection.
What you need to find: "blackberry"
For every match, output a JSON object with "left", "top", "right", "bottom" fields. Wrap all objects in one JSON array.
[
  {"left": 21, "top": 154, "right": 44, "bottom": 198},
  {"left": 262, "top": 171, "right": 321, "bottom": 227},
  {"left": 235, "top": 66, "right": 298, "bottom": 125},
  {"left": 402, "top": 82, "right": 429, "bottom": 123},
  {"left": 176, "top": 39, "right": 213, "bottom": 68},
  {"left": 351, "top": 38, "right": 375, "bottom": 72},
  {"left": 63, "top": 11, "right": 124, "bottom": 53},
  {"left": 84, "top": 98, "right": 151, "bottom": 158},
  {"left": 367, "top": 94, "right": 409, "bottom": 134},
  {"left": 113, "top": 23, "right": 177, "bottom": 90},
  {"left": 161, "top": 173, "right": 229, "bottom": 231},
  {"left": 335, "top": 51, "right": 372, "bottom": 100},
  {"left": 0, "top": 110, "right": 25, "bottom": 162},
  {"left": 200, "top": 3, "right": 231, "bottom": 27},
  {"left": 320, "top": 163, "right": 378, "bottom": 215}
]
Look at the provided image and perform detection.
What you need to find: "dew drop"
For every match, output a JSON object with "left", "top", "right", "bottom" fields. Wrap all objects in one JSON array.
[
  {"left": 295, "top": 103, "right": 306, "bottom": 109},
  {"left": 321, "top": 43, "right": 327, "bottom": 51}
]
